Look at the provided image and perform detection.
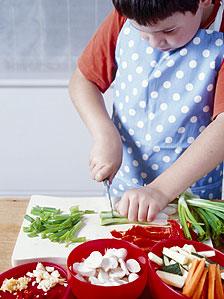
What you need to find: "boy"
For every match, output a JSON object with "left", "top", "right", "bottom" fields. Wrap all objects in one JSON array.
[{"left": 69, "top": 0, "right": 224, "bottom": 223}]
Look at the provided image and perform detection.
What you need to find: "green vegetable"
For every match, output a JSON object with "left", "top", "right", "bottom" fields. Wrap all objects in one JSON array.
[
  {"left": 23, "top": 205, "right": 95, "bottom": 246},
  {"left": 100, "top": 211, "right": 150, "bottom": 226},
  {"left": 178, "top": 195, "right": 206, "bottom": 241},
  {"left": 162, "top": 263, "right": 183, "bottom": 276},
  {"left": 191, "top": 252, "right": 217, "bottom": 265},
  {"left": 178, "top": 191, "right": 224, "bottom": 247},
  {"left": 191, "top": 252, "right": 204, "bottom": 259}
]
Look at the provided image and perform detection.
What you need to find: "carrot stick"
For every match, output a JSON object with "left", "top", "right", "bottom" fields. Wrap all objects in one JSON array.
[
  {"left": 192, "top": 268, "right": 208, "bottom": 299},
  {"left": 215, "top": 264, "right": 224, "bottom": 299},
  {"left": 182, "top": 259, "right": 199, "bottom": 294},
  {"left": 201, "top": 286, "right": 207, "bottom": 299},
  {"left": 182, "top": 258, "right": 206, "bottom": 297},
  {"left": 201, "top": 270, "right": 208, "bottom": 299},
  {"left": 208, "top": 264, "right": 216, "bottom": 299}
]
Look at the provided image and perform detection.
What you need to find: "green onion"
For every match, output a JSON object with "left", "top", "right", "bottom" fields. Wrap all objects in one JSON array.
[
  {"left": 178, "top": 191, "right": 224, "bottom": 247},
  {"left": 23, "top": 205, "right": 95, "bottom": 246},
  {"left": 100, "top": 211, "right": 151, "bottom": 226}
]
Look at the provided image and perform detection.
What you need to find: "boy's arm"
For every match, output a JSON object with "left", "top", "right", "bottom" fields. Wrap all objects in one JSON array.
[
  {"left": 116, "top": 112, "right": 224, "bottom": 222},
  {"left": 69, "top": 68, "right": 122, "bottom": 182},
  {"left": 150, "top": 112, "right": 224, "bottom": 200}
]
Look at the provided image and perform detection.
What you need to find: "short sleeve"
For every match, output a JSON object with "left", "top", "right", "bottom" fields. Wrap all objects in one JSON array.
[
  {"left": 213, "top": 61, "right": 224, "bottom": 118},
  {"left": 77, "top": 10, "right": 126, "bottom": 93}
]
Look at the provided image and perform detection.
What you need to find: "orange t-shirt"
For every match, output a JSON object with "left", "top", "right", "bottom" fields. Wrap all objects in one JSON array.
[{"left": 78, "top": 1, "right": 224, "bottom": 118}]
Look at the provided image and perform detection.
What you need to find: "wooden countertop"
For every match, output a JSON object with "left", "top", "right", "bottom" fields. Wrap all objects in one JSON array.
[{"left": 0, "top": 198, "right": 29, "bottom": 273}]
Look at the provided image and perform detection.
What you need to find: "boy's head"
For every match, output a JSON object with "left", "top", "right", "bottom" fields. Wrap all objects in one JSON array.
[{"left": 112, "top": 0, "right": 212, "bottom": 51}]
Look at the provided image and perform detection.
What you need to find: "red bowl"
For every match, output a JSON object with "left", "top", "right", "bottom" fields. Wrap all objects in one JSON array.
[
  {"left": 148, "top": 238, "right": 224, "bottom": 299},
  {"left": 67, "top": 238, "right": 148, "bottom": 299},
  {"left": 0, "top": 261, "right": 73, "bottom": 299}
]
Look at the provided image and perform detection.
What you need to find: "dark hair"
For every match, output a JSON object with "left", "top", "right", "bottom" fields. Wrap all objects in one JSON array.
[{"left": 112, "top": 0, "right": 200, "bottom": 25}]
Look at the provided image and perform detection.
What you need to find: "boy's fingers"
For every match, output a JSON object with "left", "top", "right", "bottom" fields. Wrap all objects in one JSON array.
[
  {"left": 89, "top": 157, "right": 97, "bottom": 170},
  {"left": 116, "top": 195, "right": 129, "bottom": 218},
  {"left": 91, "top": 164, "right": 104, "bottom": 180},
  {"left": 95, "top": 165, "right": 113, "bottom": 181},
  {"left": 90, "top": 162, "right": 96, "bottom": 173},
  {"left": 147, "top": 203, "right": 160, "bottom": 222},
  {"left": 128, "top": 198, "right": 139, "bottom": 222},
  {"left": 138, "top": 200, "right": 149, "bottom": 222}
]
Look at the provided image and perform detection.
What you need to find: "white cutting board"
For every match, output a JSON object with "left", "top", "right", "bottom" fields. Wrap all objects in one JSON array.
[{"left": 11, "top": 195, "right": 134, "bottom": 267}]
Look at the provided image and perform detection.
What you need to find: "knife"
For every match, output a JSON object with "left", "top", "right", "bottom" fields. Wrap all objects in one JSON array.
[{"left": 103, "top": 179, "right": 114, "bottom": 218}]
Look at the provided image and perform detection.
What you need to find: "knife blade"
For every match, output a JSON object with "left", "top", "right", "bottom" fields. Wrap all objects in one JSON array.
[{"left": 103, "top": 179, "right": 114, "bottom": 218}]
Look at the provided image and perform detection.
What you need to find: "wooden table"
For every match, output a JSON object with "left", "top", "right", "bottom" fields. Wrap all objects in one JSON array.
[{"left": 0, "top": 198, "right": 29, "bottom": 273}]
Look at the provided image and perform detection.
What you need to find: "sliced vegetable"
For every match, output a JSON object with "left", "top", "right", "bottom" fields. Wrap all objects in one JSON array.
[
  {"left": 148, "top": 252, "right": 163, "bottom": 266},
  {"left": 182, "top": 258, "right": 206, "bottom": 297},
  {"left": 208, "top": 264, "right": 216, "bottom": 299},
  {"left": 23, "top": 205, "right": 95, "bottom": 246},
  {"left": 110, "top": 220, "right": 184, "bottom": 253},
  {"left": 192, "top": 268, "right": 208, "bottom": 299},
  {"left": 126, "top": 259, "right": 141, "bottom": 273},
  {"left": 162, "top": 263, "right": 182, "bottom": 276},
  {"left": 150, "top": 242, "right": 224, "bottom": 298},
  {"left": 163, "top": 255, "right": 170, "bottom": 266},
  {"left": 72, "top": 247, "right": 142, "bottom": 286},
  {"left": 100, "top": 211, "right": 149, "bottom": 226},
  {"left": 215, "top": 264, "right": 224, "bottom": 299},
  {"left": 162, "top": 247, "right": 188, "bottom": 265},
  {"left": 197, "top": 250, "right": 215, "bottom": 258},
  {"left": 181, "top": 258, "right": 199, "bottom": 294},
  {"left": 156, "top": 270, "right": 185, "bottom": 288}
]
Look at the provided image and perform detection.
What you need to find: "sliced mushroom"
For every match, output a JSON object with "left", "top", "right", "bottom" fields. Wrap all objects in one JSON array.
[
  {"left": 88, "top": 276, "right": 102, "bottom": 285},
  {"left": 101, "top": 257, "right": 118, "bottom": 272},
  {"left": 104, "top": 248, "right": 117, "bottom": 258},
  {"left": 97, "top": 269, "right": 109, "bottom": 283},
  {"left": 126, "top": 259, "right": 141, "bottom": 273},
  {"left": 72, "top": 247, "right": 142, "bottom": 286},
  {"left": 109, "top": 267, "right": 126, "bottom": 279},
  {"left": 118, "top": 258, "right": 129, "bottom": 275},
  {"left": 128, "top": 273, "right": 139, "bottom": 282},
  {"left": 73, "top": 262, "right": 81, "bottom": 273},
  {"left": 116, "top": 248, "right": 128, "bottom": 260},
  {"left": 110, "top": 278, "right": 128, "bottom": 285},
  {"left": 84, "top": 251, "right": 103, "bottom": 269},
  {"left": 103, "top": 280, "right": 121, "bottom": 286},
  {"left": 74, "top": 263, "right": 96, "bottom": 277}
]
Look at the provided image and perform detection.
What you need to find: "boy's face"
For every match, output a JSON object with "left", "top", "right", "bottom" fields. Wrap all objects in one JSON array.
[{"left": 131, "top": 7, "right": 203, "bottom": 51}]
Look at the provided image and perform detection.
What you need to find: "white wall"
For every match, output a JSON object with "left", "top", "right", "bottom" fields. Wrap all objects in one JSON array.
[
  {"left": 0, "top": 0, "right": 113, "bottom": 79},
  {"left": 0, "top": 82, "right": 113, "bottom": 196},
  {"left": 0, "top": 1, "right": 114, "bottom": 197}
]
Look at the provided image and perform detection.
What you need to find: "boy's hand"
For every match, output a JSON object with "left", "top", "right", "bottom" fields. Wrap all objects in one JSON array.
[
  {"left": 89, "top": 132, "right": 122, "bottom": 183},
  {"left": 115, "top": 185, "right": 170, "bottom": 222}
]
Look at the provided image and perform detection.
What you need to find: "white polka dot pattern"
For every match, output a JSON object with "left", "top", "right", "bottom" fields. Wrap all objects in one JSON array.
[{"left": 111, "top": 22, "right": 224, "bottom": 199}]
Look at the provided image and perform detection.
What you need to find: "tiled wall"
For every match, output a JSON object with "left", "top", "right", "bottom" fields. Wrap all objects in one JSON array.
[{"left": 0, "top": 0, "right": 113, "bottom": 79}]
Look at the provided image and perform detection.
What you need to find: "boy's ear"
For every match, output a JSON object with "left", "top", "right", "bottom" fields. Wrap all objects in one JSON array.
[{"left": 199, "top": 0, "right": 212, "bottom": 8}]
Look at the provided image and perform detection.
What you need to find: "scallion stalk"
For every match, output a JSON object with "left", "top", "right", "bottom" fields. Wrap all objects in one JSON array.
[
  {"left": 178, "top": 191, "right": 224, "bottom": 246},
  {"left": 23, "top": 205, "right": 94, "bottom": 246}
]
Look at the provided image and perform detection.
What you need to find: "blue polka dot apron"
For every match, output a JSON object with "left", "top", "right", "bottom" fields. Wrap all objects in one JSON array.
[{"left": 111, "top": 21, "right": 224, "bottom": 199}]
